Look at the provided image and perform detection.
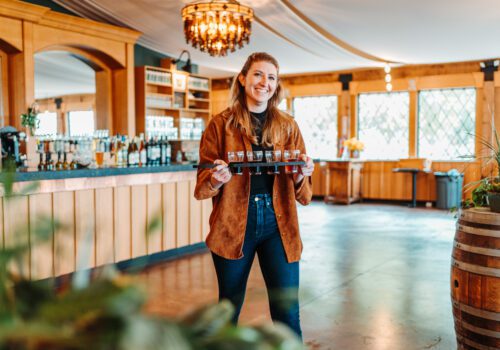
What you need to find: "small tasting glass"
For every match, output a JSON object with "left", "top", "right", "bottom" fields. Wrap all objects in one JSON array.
[
  {"left": 253, "top": 150, "right": 263, "bottom": 175},
  {"left": 273, "top": 150, "right": 282, "bottom": 174},
  {"left": 265, "top": 150, "right": 274, "bottom": 174}
]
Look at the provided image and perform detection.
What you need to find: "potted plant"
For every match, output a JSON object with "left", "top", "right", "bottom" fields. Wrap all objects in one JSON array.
[
  {"left": 20, "top": 103, "right": 40, "bottom": 136},
  {"left": 464, "top": 125, "right": 500, "bottom": 212}
]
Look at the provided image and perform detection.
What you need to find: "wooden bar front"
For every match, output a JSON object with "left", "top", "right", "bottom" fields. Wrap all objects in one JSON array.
[{"left": 0, "top": 170, "right": 211, "bottom": 280}]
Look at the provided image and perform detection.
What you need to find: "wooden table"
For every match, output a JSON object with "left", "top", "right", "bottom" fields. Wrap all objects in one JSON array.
[
  {"left": 324, "top": 160, "right": 364, "bottom": 204},
  {"left": 392, "top": 167, "right": 433, "bottom": 207}
]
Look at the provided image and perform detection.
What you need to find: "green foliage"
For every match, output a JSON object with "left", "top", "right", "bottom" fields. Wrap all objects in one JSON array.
[
  {"left": 0, "top": 168, "right": 304, "bottom": 349},
  {"left": 20, "top": 106, "right": 39, "bottom": 135},
  {"left": 463, "top": 123, "right": 500, "bottom": 209}
]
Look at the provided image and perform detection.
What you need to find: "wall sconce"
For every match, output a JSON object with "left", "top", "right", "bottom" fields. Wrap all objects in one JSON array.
[{"left": 172, "top": 50, "right": 192, "bottom": 73}]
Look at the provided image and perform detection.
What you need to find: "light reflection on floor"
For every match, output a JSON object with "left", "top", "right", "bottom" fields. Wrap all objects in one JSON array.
[{"left": 142, "top": 201, "right": 457, "bottom": 349}]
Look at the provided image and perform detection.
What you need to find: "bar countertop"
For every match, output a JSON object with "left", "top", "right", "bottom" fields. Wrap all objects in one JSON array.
[{"left": 1, "top": 164, "right": 196, "bottom": 183}]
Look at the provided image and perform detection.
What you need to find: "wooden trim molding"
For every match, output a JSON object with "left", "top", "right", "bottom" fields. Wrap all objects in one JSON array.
[{"left": 0, "top": 0, "right": 49, "bottom": 22}]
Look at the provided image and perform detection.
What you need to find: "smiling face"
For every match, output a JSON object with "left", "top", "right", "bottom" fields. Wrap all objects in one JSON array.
[{"left": 238, "top": 60, "right": 278, "bottom": 113}]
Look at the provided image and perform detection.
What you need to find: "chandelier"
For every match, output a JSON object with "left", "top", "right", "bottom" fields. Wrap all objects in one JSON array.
[{"left": 181, "top": 0, "right": 254, "bottom": 57}]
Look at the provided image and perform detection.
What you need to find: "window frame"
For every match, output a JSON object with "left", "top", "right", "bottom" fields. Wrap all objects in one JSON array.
[
  {"left": 292, "top": 94, "right": 340, "bottom": 159},
  {"left": 416, "top": 87, "right": 476, "bottom": 161},
  {"left": 350, "top": 72, "right": 483, "bottom": 161}
]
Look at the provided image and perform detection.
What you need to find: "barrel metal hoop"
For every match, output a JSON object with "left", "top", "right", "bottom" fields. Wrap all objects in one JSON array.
[
  {"left": 456, "top": 223, "right": 500, "bottom": 238},
  {"left": 453, "top": 299, "right": 500, "bottom": 321},
  {"left": 456, "top": 334, "right": 499, "bottom": 350},
  {"left": 452, "top": 258, "right": 500, "bottom": 277},
  {"left": 461, "top": 318, "right": 500, "bottom": 338},
  {"left": 460, "top": 209, "right": 500, "bottom": 226},
  {"left": 454, "top": 240, "right": 500, "bottom": 257}
]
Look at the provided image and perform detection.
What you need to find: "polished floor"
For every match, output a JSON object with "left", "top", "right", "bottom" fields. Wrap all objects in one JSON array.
[{"left": 141, "top": 201, "right": 457, "bottom": 350}]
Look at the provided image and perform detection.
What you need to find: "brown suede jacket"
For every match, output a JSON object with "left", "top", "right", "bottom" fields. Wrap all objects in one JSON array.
[{"left": 194, "top": 109, "right": 312, "bottom": 263}]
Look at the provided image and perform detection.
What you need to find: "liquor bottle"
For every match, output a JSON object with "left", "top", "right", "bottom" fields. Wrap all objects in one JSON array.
[
  {"left": 160, "top": 137, "right": 167, "bottom": 165},
  {"left": 166, "top": 138, "right": 171, "bottom": 164},
  {"left": 127, "top": 137, "right": 135, "bottom": 167},
  {"left": 120, "top": 136, "right": 128, "bottom": 167},
  {"left": 45, "top": 140, "right": 55, "bottom": 171},
  {"left": 38, "top": 152, "right": 45, "bottom": 171},
  {"left": 69, "top": 140, "right": 78, "bottom": 170},
  {"left": 139, "top": 134, "right": 147, "bottom": 167},
  {"left": 146, "top": 137, "right": 153, "bottom": 166},
  {"left": 151, "top": 137, "right": 158, "bottom": 166},
  {"left": 63, "top": 151, "right": 69, "bottom": 170},
  {"left": 55, "top": 151, "right": 64, "bottom": 170}
]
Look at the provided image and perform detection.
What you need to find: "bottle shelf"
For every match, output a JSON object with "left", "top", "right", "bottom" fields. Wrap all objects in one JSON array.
[{"left": 146, "top": 81, "right": 172, "bottom": 87}]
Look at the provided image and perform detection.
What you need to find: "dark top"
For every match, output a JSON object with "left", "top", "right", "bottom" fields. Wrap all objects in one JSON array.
[{"left": 250, "top": 110, "right": 274, "bottom": 195}]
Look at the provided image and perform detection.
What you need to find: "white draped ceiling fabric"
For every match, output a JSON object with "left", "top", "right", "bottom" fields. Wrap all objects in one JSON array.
[{"left": 53, "top": 0, "right": 500, "bottom": 78}]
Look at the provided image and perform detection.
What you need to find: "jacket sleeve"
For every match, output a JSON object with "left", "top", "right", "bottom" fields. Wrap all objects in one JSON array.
[
  {"left": 292, "top": 120, "right": 313, "bottom": 206},
  {"left": 194, "top": 118, "right": 223, "bottom": 200}
]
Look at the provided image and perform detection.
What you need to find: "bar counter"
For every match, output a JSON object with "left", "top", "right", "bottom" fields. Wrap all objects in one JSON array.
[
  {"left": 4, "top": 164, "right": 196, "bottom": 183},
  {"left": 0, "top": 165, "right": 211, "bottom": 280}
]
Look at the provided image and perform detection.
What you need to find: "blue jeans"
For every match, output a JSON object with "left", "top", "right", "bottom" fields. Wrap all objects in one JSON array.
[{"left": 211, "top": 193, "right": 302, "bottom": 338}]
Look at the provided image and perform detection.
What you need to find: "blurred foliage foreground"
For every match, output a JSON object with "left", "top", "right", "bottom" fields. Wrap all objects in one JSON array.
[{"left": 0, "top": 166, "right": 303, "bottom": 350}]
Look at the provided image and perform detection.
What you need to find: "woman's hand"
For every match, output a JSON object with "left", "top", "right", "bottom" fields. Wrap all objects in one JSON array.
[
  {"left": 210, "top": 159, "right": 232, "bottom": 189},
  {"left": 293, "top": 154, "right": 314, "bottom": 184}
]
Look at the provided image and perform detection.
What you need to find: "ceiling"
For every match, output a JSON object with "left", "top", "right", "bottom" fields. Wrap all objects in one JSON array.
[
  {"left": 48, "top": 0, "right": 500, "bottom": 79},
  {"left": 34, "top": 51, "right": 96, "bottom": 99}
]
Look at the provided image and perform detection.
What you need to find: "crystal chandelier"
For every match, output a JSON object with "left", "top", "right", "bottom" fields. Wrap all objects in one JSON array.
[{"left": 181, "top": 0, "right": 254, "bottom": 57}]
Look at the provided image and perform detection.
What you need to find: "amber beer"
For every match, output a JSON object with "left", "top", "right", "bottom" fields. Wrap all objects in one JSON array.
[
  {"left": 95, "top": 151, "right": 104, "bottom": 167},
  {"left": 284, "top": 150, "right": 300, "bottom": 174}
]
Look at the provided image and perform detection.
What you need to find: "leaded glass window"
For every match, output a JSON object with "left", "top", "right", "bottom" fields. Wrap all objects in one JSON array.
[
  {"left": 418, "top": 88, "right": 476, "bottom": 160},
  {"left": 293, "top": 95, "right": 338, "bottom": 159},
  {"left": 68, "top": 110, "right": 95, "bottom": 137},
  {"left": 358, "top": 92, "right": 409, "bottom": 160},
  {"left": 35, "top": 111, "right": 58, "bottom": 136},
  {"left": 278, "top": 98, "right": 287, "bottom": 111}
]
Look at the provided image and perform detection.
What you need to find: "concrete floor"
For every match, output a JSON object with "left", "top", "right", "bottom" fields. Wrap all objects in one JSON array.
[{"left": 142, "top": 201, "right": 457, "bottom": 350}]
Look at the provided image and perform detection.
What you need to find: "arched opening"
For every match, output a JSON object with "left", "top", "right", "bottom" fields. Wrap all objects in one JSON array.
[{"left": 34, "top": 45, "right": 119, "bottom": 135}]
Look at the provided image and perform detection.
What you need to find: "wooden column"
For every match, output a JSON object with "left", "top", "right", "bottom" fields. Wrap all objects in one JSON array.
[
  {"left": 8, "top": 21, "right": 34, "bottom": 129},
  {"left": 480, "top": 81, "right": 495, "bottom": 177},
  {"left": 408, "top": 90, "right": 418, "bottom": 157},
  {"left": 95, "top": 70, "right": 112, "bottom": 131},
  {"left": 112, "top": 43, "right": 135, "bottom": 136},
  {"left": 0, "top": 50, "right": 9, "bottom": 126}
]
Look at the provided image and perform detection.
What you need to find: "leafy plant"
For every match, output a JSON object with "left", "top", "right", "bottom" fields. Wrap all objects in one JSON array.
[
  {"left": 0, "top": 164, "right": 303, "bottom": 349},
  {"left": 20, "top": 103, "right": 40, "bottom": 135},
  {"left": 462, "top": 120, "right": 500, "bottom": 208}
]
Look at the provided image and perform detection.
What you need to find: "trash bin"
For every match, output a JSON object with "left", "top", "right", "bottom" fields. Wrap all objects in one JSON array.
[{"left": 434, "top": 169, "right": 464, "bottom": 209}]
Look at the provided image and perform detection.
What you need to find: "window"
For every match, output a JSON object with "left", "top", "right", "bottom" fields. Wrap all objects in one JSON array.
[
  {"left": 68, "top": 110, "right": 95, "bottom": 137},
  {"left": 358, "top": 92, "right": 409, "bottom": 160},
  {"left": 293, "top": 95, "right": 338, "bottom": 159},
  {"left": 35, "top": 111, "right": 58, "bottom": 136},
  {"left": 418, "top": 88, "right": 476, "bottom": 160},
  {"left": 278, "top": 98, "right": 287, "bottom": 111}
]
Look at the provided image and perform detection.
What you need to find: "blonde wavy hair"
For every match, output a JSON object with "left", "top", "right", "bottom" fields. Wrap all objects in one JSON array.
[{"left": 227, "top": 52, "right": 293, "bottom": 147}]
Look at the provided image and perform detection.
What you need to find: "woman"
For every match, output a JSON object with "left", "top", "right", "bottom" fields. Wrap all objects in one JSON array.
[{"left": 194, "top": 52, "right": 314, "bottom": 338}]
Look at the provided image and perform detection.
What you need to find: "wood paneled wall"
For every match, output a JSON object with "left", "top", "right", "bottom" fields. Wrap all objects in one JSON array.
[
  {"left": 361, "top": 161, "right": 481, "bottom": 201},
  {"left": 0, "top": 177, "right": 211, "bottom": 280}
]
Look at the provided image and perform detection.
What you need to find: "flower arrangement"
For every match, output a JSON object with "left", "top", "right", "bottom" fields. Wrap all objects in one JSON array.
[
  {"left": 20, "top": 103, "right": 40, "bottom": 135},
  {"left": 343, "top": 137, "right": 364, "bottom": 152}
]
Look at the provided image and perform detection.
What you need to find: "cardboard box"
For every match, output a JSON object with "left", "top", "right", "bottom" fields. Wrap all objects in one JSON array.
[{"left": 397, "top": 158, "right": 432, "bottom": 171}]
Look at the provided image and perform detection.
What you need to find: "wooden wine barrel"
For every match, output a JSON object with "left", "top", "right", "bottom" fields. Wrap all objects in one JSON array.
[{"left": 451, "top": 208, "right": 500, "bottom": 350}]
